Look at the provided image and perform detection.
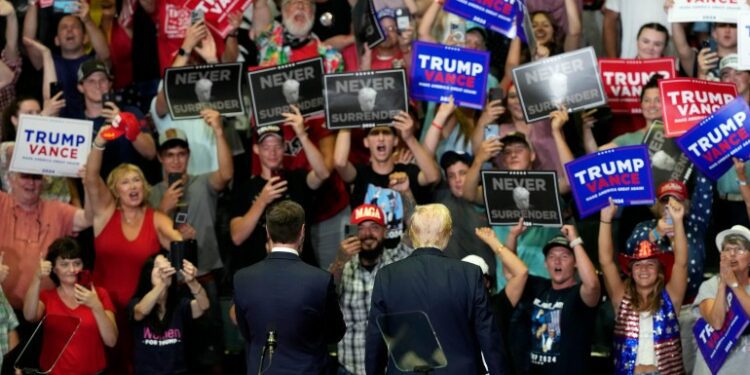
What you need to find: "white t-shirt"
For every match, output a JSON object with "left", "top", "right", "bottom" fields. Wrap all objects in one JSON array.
[{"left": 604, "top": 0, "right": 670, "bottom": 58}]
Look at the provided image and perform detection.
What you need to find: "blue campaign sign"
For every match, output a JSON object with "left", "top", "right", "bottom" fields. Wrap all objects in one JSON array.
[
  {"left": 443, "top": 0, "right": 518, "bottom": 38},
  {"left": 676, "top": 97, "right": 750, "bottom": 181},
  {"left": 410, "top": 41, "right": 490, "bottom": 110},
  {"left": 693, "top": 288, "right": 750, "bottom": 375},
  {"left": 565, "top": 145, "right": 655, "bottom": 218}
]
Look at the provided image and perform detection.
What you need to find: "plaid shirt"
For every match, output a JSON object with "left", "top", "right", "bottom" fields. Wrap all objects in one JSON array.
[
  {"left": 337, "top": 243, "right": 412, "bottom": 375},
  {"left": 0, "top": 288, "right": 19, "bottom": 370},
  {"left": 0, "top": 49, "right": 21, "bottom": 124}
]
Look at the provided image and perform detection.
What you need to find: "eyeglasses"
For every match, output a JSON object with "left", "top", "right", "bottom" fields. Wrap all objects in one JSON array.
[
  {"left": 722, "top": 247, "right": 749, "bottom": 255},
  {"left": 13, "top": 207, "right": 50, "bottom": 245}
]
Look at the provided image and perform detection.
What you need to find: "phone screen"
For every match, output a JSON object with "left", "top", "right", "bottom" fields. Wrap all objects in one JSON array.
[
  {"left": 484, "top": 124, "right": 500, "bottom": 140},
  {"left": 53, "top": 0, "right": 78, "bottom": 14}
]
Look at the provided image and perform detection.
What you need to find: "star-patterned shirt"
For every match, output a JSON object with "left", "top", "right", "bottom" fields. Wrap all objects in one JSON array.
[{"left": 626, "top": 174, "right": 713, "bottom": 300}]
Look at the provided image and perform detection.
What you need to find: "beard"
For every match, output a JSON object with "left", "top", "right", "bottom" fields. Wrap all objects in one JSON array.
[
  {"left": 283, "top": 11, "right": 314, "bottom": 38},
  {"left": 359, "top": 238, "right": 385, "bottom": 262}
]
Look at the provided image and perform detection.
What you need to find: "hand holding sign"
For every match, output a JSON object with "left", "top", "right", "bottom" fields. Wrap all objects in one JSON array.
[
  {"left": 550, "top": 106, "right": 570, "bottom": 131},
  {"left": 200, "top": 109, "right": 222, "bottom": 132},
  {"left": 733, "top": 157, "right": 748, "bottom": 182},
  {"left": 282, "top": 105, "right": 305, "bottom": 137},
  {"left": 393, "top": 111, "right": 415, "bottom": 142},
  {"left": 0, "top": 251, "right": 8, "bottom": 284},
  {"left": 600, "top": 198, "right": 618, "bottom": 223}
]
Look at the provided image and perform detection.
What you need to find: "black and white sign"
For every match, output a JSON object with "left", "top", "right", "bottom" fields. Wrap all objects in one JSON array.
[
  {"left": 481, "top": 170, "right": 563, "bottom": 227},
  {"left": 512, "top": 47, "right": 606, "bottom": 123},
  {"left": 642, "top": 120, "right": 693, "bottom": 191},
  {"left": 324, "top": 69, "right": 408, "bottom": 129},
  {"left": 358, "top": 0, "right": 386, "bottom": 49},
  {"left": 164, "top": 63, "right": 245, "bottom": 120},
  {"left": 248, "top": 58, "right": 325, "bottom": 127}
]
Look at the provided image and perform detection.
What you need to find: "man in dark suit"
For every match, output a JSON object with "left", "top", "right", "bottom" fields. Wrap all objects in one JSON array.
[
  {"left": 233, "top": 200, "right": 346, "bottom": 374},
  {"left": 365, "top": 204, "right": 506, "bottom": 375}
]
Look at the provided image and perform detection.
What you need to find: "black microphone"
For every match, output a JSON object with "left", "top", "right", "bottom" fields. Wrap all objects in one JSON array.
[{"left": 266, "top": 330, "right": 277, "bottom": 355}]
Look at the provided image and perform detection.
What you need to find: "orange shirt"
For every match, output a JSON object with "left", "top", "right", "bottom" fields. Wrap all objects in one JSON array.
[{"left": 0, "top": 192, "right": 77, "bottom": 308}]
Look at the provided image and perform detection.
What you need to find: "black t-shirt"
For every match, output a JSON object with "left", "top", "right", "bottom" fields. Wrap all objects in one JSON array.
[
  {"left": 229, "top": 169, "right": 315, "bottom": 272},
  {"left": 350, "top": 163, "right": 430, "bottom": 247},
  {"left": 522, "top": 276, "right": 596, "bottom": 375},
  {"left": 490, "top": 290, "right": 515, "bottom": 372},
  {"left": 131, "top": 297, "right": 191, "bottom": 375}
]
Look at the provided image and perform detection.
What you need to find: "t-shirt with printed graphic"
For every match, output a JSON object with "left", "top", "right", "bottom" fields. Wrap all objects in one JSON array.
[
  {"left": 525, "top": 276, "right": 596, "bottom": 375},
  {"left": 131, "top": 297, "right": 192, "bottom": 374},
  {"left": 350, "top": 163, "right": 429, "bottom": 248}
]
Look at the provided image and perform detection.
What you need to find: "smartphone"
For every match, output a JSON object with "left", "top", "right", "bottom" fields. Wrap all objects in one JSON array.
[
  {"left": 344, "top": 224, "right": 359, "bottom": 238},
  {"left": 484, "top": 124, "right": 500, "bottom": 140},
  {"left": 167, "top": 173, "right": 183, "bottom": 189},
  {"left": 489, "top": 88, "right": 505, "bottom": 103},
  {"left": 191, "top": 9, "right": 204, "bottom": 25},
  {"left": 701, "top": 39, "right": 715, "bottom": 53},
  {"left": 169, "top": 240, "right": 198, "bottom": 275},
  {"left": 395, "top": 8, "right": 410, "bottom": 32},
  {"left": 102, "top": 92, "right": 114, "bottom": 105},
  {"left": 77, "top": 270, "right": 92, "bottom": 289},
  {"left": 53, "top": 0, "right": 78, "bottom": 14},
  {"left": 271, "top": 169, "right": 284, "bottom": 180},
  {"left": 449, "top": 22, "right": 465, "bottom": 43},
  {"left": 49, "top": 82, "right": 62, "bottom": 98}
]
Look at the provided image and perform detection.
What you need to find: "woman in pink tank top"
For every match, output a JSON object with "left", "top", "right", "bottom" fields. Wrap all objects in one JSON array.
[{"left": 84, "top": 124, "right": 183, "bottom": 373}]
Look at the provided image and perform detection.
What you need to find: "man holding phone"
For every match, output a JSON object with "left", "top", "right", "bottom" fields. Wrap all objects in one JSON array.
[
  {"left": 328, "top": 204, "right": 412, "bottom": 374},
  {"left": 147, "top": 109, "right": 234, "bottom": 372}
]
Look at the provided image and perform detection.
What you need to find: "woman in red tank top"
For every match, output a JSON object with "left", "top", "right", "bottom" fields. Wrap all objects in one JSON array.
[{"left": 84, "top": 125, "right": 183, "bottom": 373}]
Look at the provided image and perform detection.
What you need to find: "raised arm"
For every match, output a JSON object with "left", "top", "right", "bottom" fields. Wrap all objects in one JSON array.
[
  {"left": 22, "top": 0, "right": 43, "bottom": 70},
  {"left": 665, "top": 197, "right": 688, "bottom": 310},
  {"left": 284, "top": 106, "right": 330, "bottom": 189},
  {"left": 23, "top": 255, "right": 51, "bottom": 322},
  {"left": 602, "top": 8, "right": 620, "bottom": 58},
  {"left": 475, "top": 227, "right": 528, "bottom": 307},
  {"left": 550, "top": 107, "right": 574, "bottom": 181},
  {"left": 133, "top": 258, "right": 174, "bottom": 321},
  {"left": 563, "top": 224, "right": 600, "bottom": 307},
  {"left": 77, "top": 0, "right": 111, "bottom": 64},
  {"left": 0, "top": 0, "right": 18, "bottom": 67},
  {"left": 333, "top": 129, "right": 357, "bottom": 183},
  {"left": 563, "top": 0, "right": 582, "bottom": 52},
  {"left": 154, "top": 21, "right": 210, "bottom": 118},
  {"left": 463, "top": 138, "right": 502, "bottom": 204},
  {"left": 417, "top": 1, "right": 440, "bottom": 43},
  {"left": 75, "top": 284, "right": 118, "bottom": 347},
  {"left": 598, "top": 200, "right": 626, "bottom": 311},
  {"left": 203, "top": 109, "right": 234, "bottom": 191},
  {"left": 394, "top": 111, "right": 440, "bottom": 186},
  {"left": 229, "top": 178, "right": 287, "bottom": 245},
  {"left": 85, "top": 128, "right": 117, "bottom": 227},
  {"left": 424, "top": 98, "right": 456, "bottom": 155},
  {"left": 734, "top": 158, "right": 750, "bottom": 220},
  {"left": 181, "top": 260, "right": 209, "bottom": 318}
]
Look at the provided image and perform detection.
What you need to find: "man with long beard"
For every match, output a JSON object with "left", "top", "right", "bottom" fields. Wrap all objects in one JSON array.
[
  {"left": 251, "top": 0, "right": 343, "bottom": 72},
  {"left": 329, "top": 204, "right": 412, "bottom": 374}
]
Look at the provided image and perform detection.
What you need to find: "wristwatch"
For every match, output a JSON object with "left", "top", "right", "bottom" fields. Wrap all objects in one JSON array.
[
  {"left": 729, "top": 282, "right": 740, "bottom": 289},
  {"left": 178, "top": 48, "right": 189, "bottom": 57}
]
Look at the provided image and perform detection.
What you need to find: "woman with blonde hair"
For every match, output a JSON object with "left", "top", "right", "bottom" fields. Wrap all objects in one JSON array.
[
  {"left": 84, "top": 124, "right": 183, "bottom": 372},
  {"left": 599, "top": 198, "right": 688, "bottom": 375}
]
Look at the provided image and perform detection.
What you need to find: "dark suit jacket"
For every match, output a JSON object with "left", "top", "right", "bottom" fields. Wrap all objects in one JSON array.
[
  {"left": 233, "top": 251, "right": 346, "bottom": 374},
  {"left": 365, "top": 248, "right": 505, "bottom": 374}
]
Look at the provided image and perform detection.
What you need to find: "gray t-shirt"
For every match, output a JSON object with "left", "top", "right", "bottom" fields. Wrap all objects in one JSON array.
[
  {"left": 692, "top": 275, "right": 750, "bottom": 375},
  {"left": 149, "top": 174, "right": 222, "bottom": 274}
]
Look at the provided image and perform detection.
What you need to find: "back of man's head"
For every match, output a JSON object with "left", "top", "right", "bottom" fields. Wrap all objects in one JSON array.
[
  {"left": 409, "top": 204, "right": 452, "bottom": 250},
  {"left": 266, "top": 200, "right": 306, "bottom": 244}
]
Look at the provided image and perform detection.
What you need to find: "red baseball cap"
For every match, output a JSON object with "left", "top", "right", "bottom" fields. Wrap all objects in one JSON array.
[
  {"left": 657, "top": 180, "right": 688, "bottom": 201},
  {"left": 350, "top": 204, "right": 385, "bottom": 226}
]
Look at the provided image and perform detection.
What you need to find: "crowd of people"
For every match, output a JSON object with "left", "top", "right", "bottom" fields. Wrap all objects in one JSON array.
[{"left": 1, "top": 0, "right": 750, "bottom": 374}]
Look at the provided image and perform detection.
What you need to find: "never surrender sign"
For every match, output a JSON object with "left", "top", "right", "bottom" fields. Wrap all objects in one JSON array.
[
  {"left": 324, "top": 69, "right": 407, "bottom": 129},
  {"left": 677, "top": 97, "right": 750, "bottom": 181},
  {"left": 642, "top": 121, "right": 694, "bottom": 191},
  {"left": 10, "top": 115, "right": 92, "bottom": 177},
  {"left": 164, "top": 63, "right": 245, "bottom": 120},
  {"left": 410, "top": 41, "right": 489, "bottom": 110},
  {"left": 660, "top": 78, "right": 737, "bottom": 138},
  {"left": 565, "top": 145, "right": 655, "bottom": 218},
  {"left": 693, "top": 289, "right": 750, "bottom": 375},
  {"left": 512, "top": 47, "right": 606, "bottom": 122},
  {"left": 668, "top": 0, "right": 750, "bottom": 23},
  {"left": 443, "top": 0, "right": 518, "bottom": 38},
  {"left": 481, "top": 170, "right": 562, "bottom": 227},
  {"left": 248, "top": 58, "right": 325, "bottom": 127},
  {"left": 599, "top": 58, "right": 676, "bottom": 114}
]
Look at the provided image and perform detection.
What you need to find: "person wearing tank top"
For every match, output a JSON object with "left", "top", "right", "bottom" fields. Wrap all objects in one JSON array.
[
  {"left": 599, "top": 199, "right": 689, "bottom": 375},
  {"left": 84, "top": 125, "right": 184, "bottom": 374}
]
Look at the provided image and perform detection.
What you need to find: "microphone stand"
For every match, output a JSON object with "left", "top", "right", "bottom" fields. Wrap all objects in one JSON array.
[{"left": 257, "top": 330, "right": 276, "bottom": 375}]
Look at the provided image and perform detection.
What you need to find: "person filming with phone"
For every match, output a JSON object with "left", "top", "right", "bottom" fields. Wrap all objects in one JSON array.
[{"left": 23, "top": 237, "right": 118, "bottom": 375}]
